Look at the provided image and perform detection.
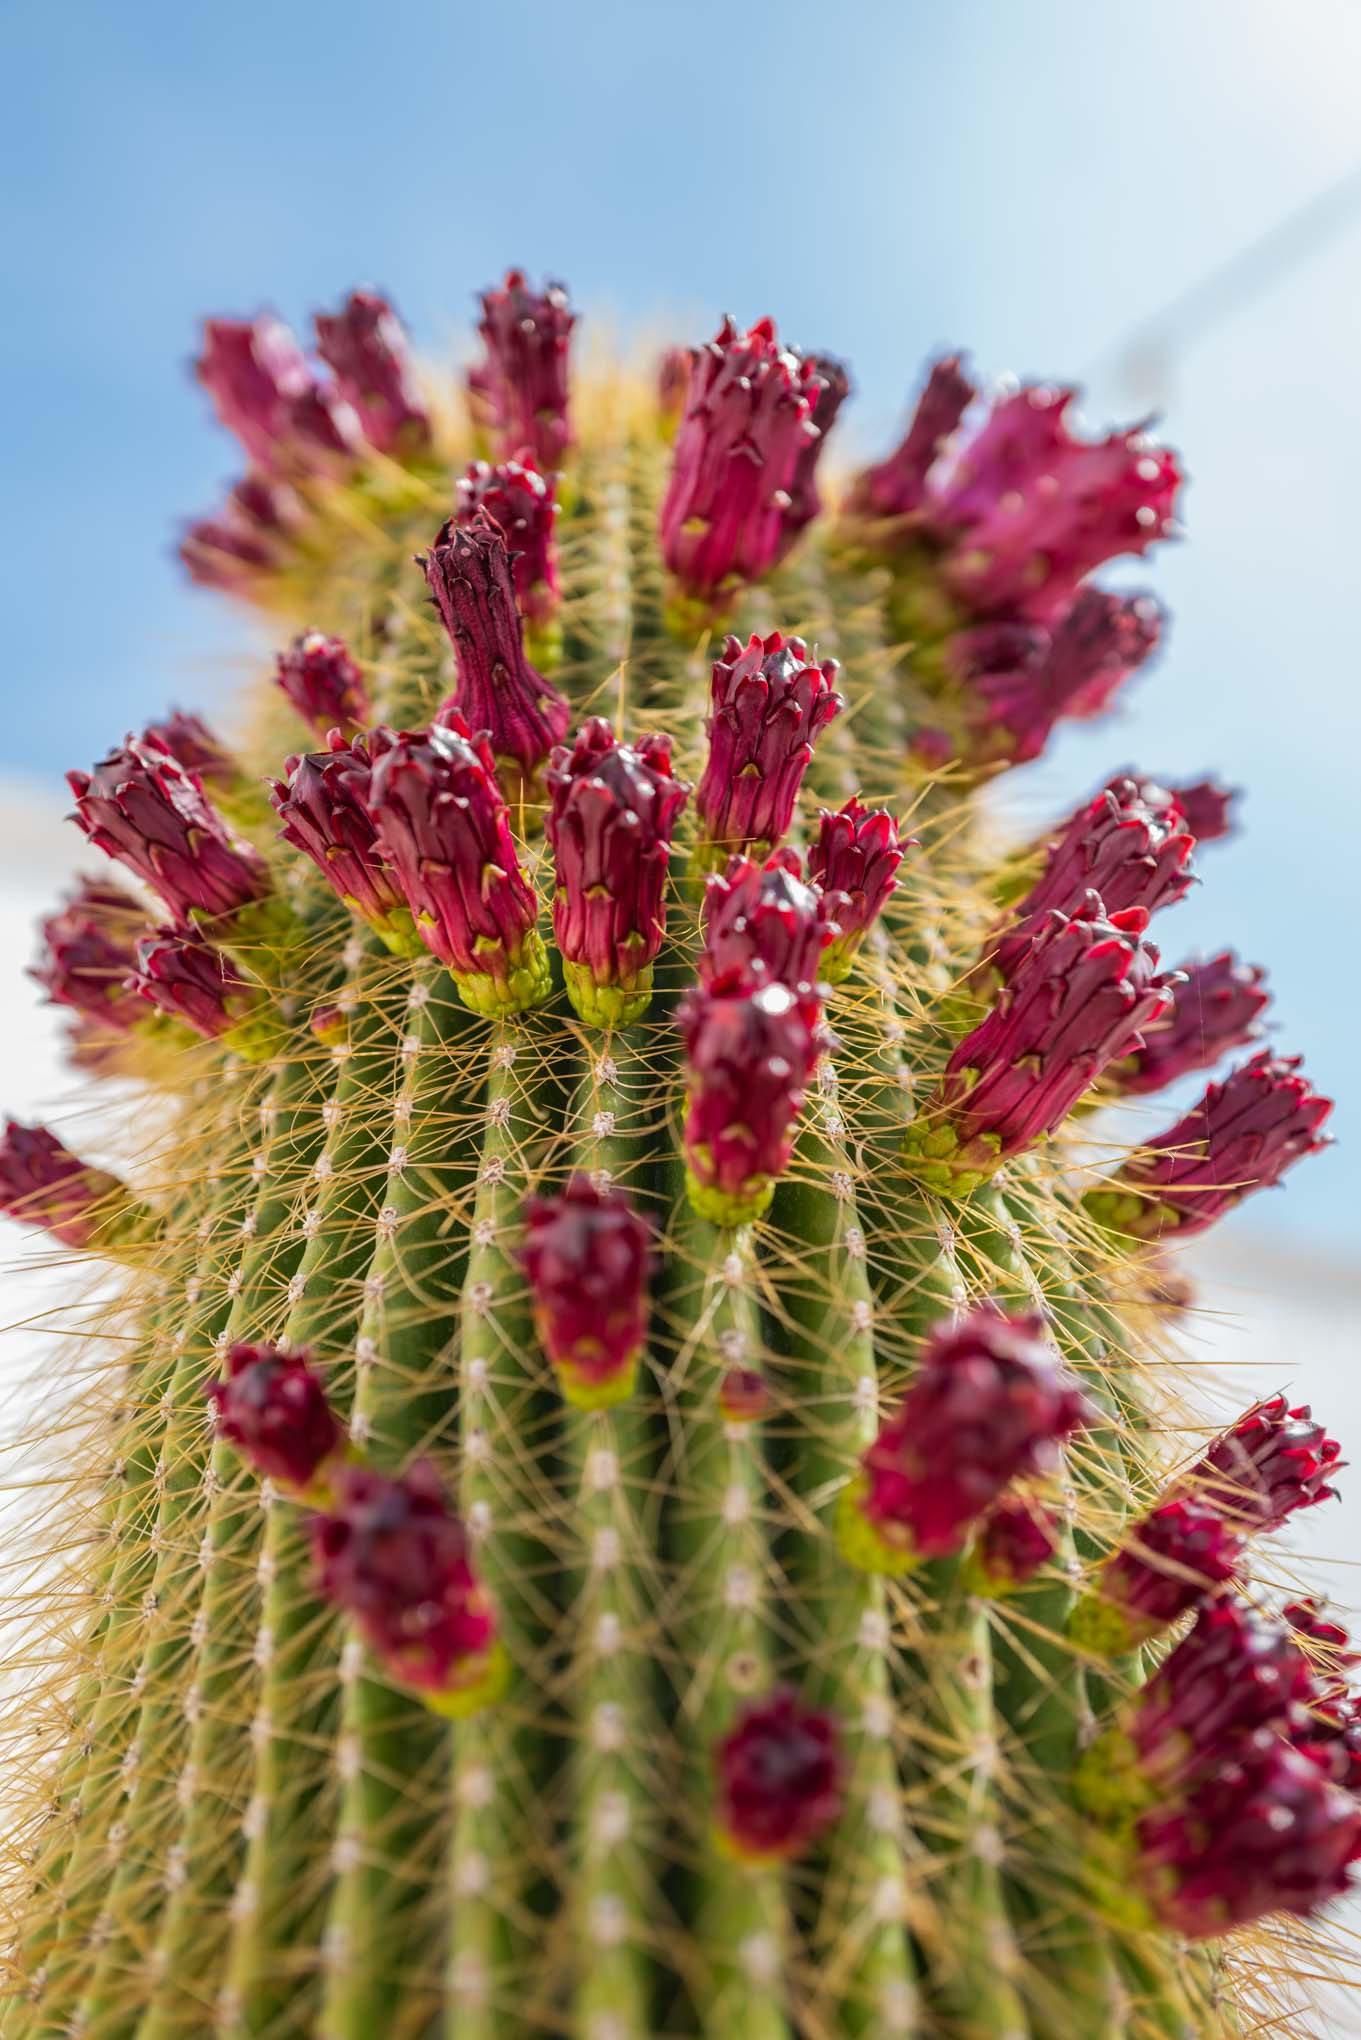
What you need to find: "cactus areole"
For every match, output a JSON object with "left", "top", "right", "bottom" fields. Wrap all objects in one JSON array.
[{"left": 1, "top": 275, "right": 1346, "bottom": 2040}]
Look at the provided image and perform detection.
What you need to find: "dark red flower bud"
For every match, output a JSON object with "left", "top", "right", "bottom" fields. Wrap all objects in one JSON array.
[
  {"left": 275, "top": 631, "right": 371, "bottom": 743},
  {"left": 965, "top": 1497, "right": 1061, "bottom": 1595},
  {"left": 1285, "top": 1601, "right": 1360, "bottom": 1701},
  {"left": 545, "top": 719, "right": 688, "bottom": 1025},
  {"left": 1286, "top": 1603, "right": 1361, "bottom": 1790},
  {"left": 314, "top": 289, "right": 431, "bottom": 458},
  {"left": 269, "top": 732, "right": 418, "bottom": 955},
  {"left": 693, "top": 632, "right": 843, "bottom": 871},
  {"left": 68, "top": 739, "right": 271, "bottom": 932},
  {"left": 907, "top": 897, "right": 1177, "bottom": 1193},
  {"left": 806, "top": 798, "right": 909, "bottom": 982},
  {"left": 141, "top": 711, "right": 235, "bottom": 796},
  {"left": 719, "top": 1367, "right": 772, "bottom": 1426},
  {"left": 454, "top": 455, "right": 559, "bottom": 628},
  {"left": 1188, "top": 1397, "right": 1341, "bottom": 1531},
  {"left": 1069, "top": 1498, "right": 1241, "bottom": 1655},
  {"left": 1086, "top": 1050, "right": 1333, "bottom": 1241},
  {"left": 0, "top": 1120, "right": 138, "bottom": 1251},
  {"left": 1111, "top": 951, "right": 1268, "bottom": 1096},
  {"left": 659, "top": 317, "right": 826, "bottom": 600},
  {"left": 194, "top": 314, "right": 313, "bottom": 470},
  {"left": 131, "top": 925, "right": 279, "bottom": 1060},
  {"left": 952, "top": 588, "right": 1163, "bottom": 765},
  {"left": 1138, "top": 1602, "right": 1313, "bottom": 1775},
  {"left": 847, "top": 355, "right": 977, "bottom": 520},
  {"left": 283, "top": 381, "right": 365, "bottom": 471},
  {"left": 310, "top": 1461, "right": 504, "bottom": 1717},
  {"left": 469, "top": 269, "right": 575, "bottom": 472},
  {"left": 993, "top": 776, "right": 1195, "bottom": 982},
  {"left": 520, "top": 1176, "right": 652, "bottom": 1409},
  {"left": 839, "top": 1307, "right": 1091, "bottom": 1575},
  {"left": 422, "top": 511, "right": 571, "bottom": 800},
  {"left": 700, "top": 848, "right": 840, "bottom": 991},
  {"left": 30, "top": 877, "right": 146, "bottom": 1034},
  {"left": 778, "top": 352, "right": 851, "bottom": 555},
  {"left": 677, "top": 973, "right": 826, "bottom": 1226},
  {"left": 713, "top": 1688, "right": 844, "bottom": 1864},
  {"left": 365, "top": 718, "right": 548, "bottom": 1016},
  {"left": 205, "top": 1341, "right": 344, "bottom": 1494},
  {"left": 178, "top": 474, "right": 305, "bottom": 595},
  {"left": 1167, "top": 776, "right": 1239, "bottom": 843}
]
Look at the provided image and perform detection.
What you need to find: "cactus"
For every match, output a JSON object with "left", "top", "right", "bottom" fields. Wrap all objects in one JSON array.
[{"left": 0, "top": 272, "right": 1354, "bottom": 2040}]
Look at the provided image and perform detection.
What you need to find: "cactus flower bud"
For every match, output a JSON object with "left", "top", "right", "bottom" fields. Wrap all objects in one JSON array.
[
  {"left": 30, "top": 878, "right": 146, "bottom": 1034},
  {"left": 963, "top": 1497, "right": 1061, "bottom": 1597},
  {"left": 847, "top": 355, "right": 977, "bottom": 521},
  {"left": 470, "top": 270, "right": 575, "bottom": 472},
  {"left": 314, "top": 289, "right": 431, "bottom": 459},
  {"left": 1110, "top": 951, "right": 1268, "bottom": 1096},
  {"left": 693, "top": 632, "right": 843, "bottom": 872},
  {"left": 275, "top": 631, "right": 371, "bottom": 743},
  {"left": 269, "top": 732, "right": 419, "bottom": 956},
  {"left": 205, "top": 1342, "right": 344, "bottom": 1496},
  {"left": 806, "top": 798, "right": 909, "bottom": 982},
  {"left": 545, "top": 719, "right": 688, "bottom": 1026},
  {"left": 310, "top": 1461, "right": 505, "bottom": 1717},
  {"left": 423, "top": 512, "right": 571, "bottom": 802},
  {"left": 1188, "top": 1397, "right": 1341, "bottom": 1531},
  {"left": 68, "top": 738, "right": 271, "bottom": 934},
  {"left": 713, "top": 1688, "right": 844, "bottom": 1864},
  {"left": 906, "top": 897, "right": 1177, "bottom": 1194},
  {"left": 778, "top": 353, "right": 851, "bottom": 556},
  {"left": 719, "top": 1367, "right": 772, "bottom": 1426},
  {"left": 1167, "top": 776, "right": 1239, "bottom": 843},
  {"left": 678, "top": 973, "right": 826, "bottom": 1226},
  {"left": 1286, "top": 1602, "right": 1361, "bottom": 1789},
  {"left": 179, "top": 475, "right": 305, "bottom": 594},
  {"left": 838, "top": 1307, "right": 1091, "bottom": 1576},
  {"left": 195, "top": 314, "right": 313, "bottom": 470},
  {"left": 953, "top": 589, "right": 1164, "bottom": 765},
  {"left": 660, "top": 318, "right": 826, "bottom": 601},
  {"left": 1069, "top": 1498, "right": 1241, "bottom": 1656},
  {"left": 700, "top": 849, "right": 840, "bottom": 992},
  {"left": 131, "top": 926, "right": 281, "bottom": 1061},
  {"left": 0, "top": 1121, "right": 142, "bottom": 1252},
  {"left": 366, "top": 719, "right": 549, "bottom": 1017},
  {"left": 454, "top": 455, "right": 559, "bottom": 630},
  {"left": 520, "top": 1176, "right": 652, "bottom": 1409},
  {"left": 1086, "top": 1051, "right": 1333, "bottom": 1241},
  {"left": 141, "top": 711, "right": 234, "bottom": 792}
]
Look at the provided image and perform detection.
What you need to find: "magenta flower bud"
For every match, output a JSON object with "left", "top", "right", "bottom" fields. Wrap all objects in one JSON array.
[
  {"left": 131, "top": 925, "right": 280, "bottom": 1061},
  {"left": 1069, "top": 1498, "right": 1241, "bottom": 1655},
  {"left": 693, "top": 632, "right": 843, "bottom": 871},
  {"left": 1111, "top": 951, "right": 1268, "bottom": 1096},
  {"left": 30, "top": 877, "right": 146, "bottom": 1034},
  {"left": 284, "top": 381, "right": 365, "bottom": 471},
  {"left": 993, "top": 776, "right": 1195, "bottom": 982},
  {"left": 1134, "top": 1739, "right": 1361, "bottom": 1938},
  {"left": 314, "top": 289, "right": 431, "bottom": 458},
  {"left": 366, "top": 718, "right": 549, "bottom": 1017},
  {"left": 1086, "top": 1050, "right": 1333, "bottom": 1241},
  {"left": 0, "top": 1120, "right": 139, "bottom": 1251},
  {"left": 195, "top": 314, "right": 313, "bottom": 470},
  {"left": 1131, "top": 1603, "right": 1315, "bottom": 1791},
  {"left": 677, "top": 973, "right": 826, "bottom": 1226},
  {"left": 310, "top": 1461, "right": 505, "bottom": 1717},
  {"left": 659, "top": 317, "right": 827, "bottom": 600},
  {"left": 847, "top": 355, "right": 977, "bottom": 520},
  {"left": 178, "top": 475, "right": 304, "bottom": 595},
  {"left": 964, "top": 1497, "right": 1061, "bottom": 1596},
  {"left": 1170, "top": 777, "right": 1238, "bottom": 842},
  {"left": 700, "top": 848, "right": 840, "bottom": 991},
  {"left": 469, "top": 269, "right": 575, "bottom": 472},
  {"left": 1286, "top": 1602, "right": 1361, "bottom": 1790},
  {"left": 953, "top": 588, "right": 1164, "bottom": 765},
  {"left": 713, "top": 1688, "right": 844, "bottom": 1864},
  {"left": 520, "top": 1176, "right": 652, "bottom": 1410},
  {"left": 1189, "top": 1396, "right": 1341, "bottom": 1531},
  {"left": 454, "top": 455, "right": 560, "bottom": 628},
  {"left": 719, "top": 1367, "right": 772, "bottom": 1426},
  {"left": 806, "top": 798, "right": 910, "bottom": 982},
  {"left": 68, "top": 739, "right": 271, "bottom": 933},
  {"left": 422, "top": 512, "right": 571, "bottom": 800},
  {"left": 269, "top": 732, "right": 419, "bottom": 956},
  {"left": 140, "top": 710, "right": 235, "bottom": 793},
  {"left": 545, "top": 719, "right": 689, "bottom": 1026},
  {"left": 205, "top": 1342, "right": 344, "bottom": 1495},
  {"left": 907, "top": 897, "right": 1177, "bottom": 1194},
  {"left": 275, "top": 631, "right": 371, "bottom": 743},
  {"left": 838, "top": 1307, "right": 1091, "bottom": 1575},
  {"left": 778, "top": 352, "right": 852, "bottom": 556}
]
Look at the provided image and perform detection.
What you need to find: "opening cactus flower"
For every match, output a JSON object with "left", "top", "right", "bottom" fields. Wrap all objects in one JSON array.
[
  {"left": 275, "top": 631, "right": 372, "bottom": 742},
  {"left": 713, "top": 1688, "right": 844, "bottom": 1865},
  {"left": 205, "top": 1342, "right": 345, "bottom": 1498},
  {"left": 309, "top": 1461, "right": 505, "bottom": 1717},
  {"left": 422, "top": 510, "right": 571, "bottom": 803},
  {"left": 906, "top": 897, "right": 1177, "bottom": 1194},
  {"left": 365, "top": 718, "right": 549, "bottom": 1017},
  {"left": 544, "top": 718, "right": 689, "bottom": 1026},
  {"left": 30, "top": 876, "right": 146, "bottom": 1035},
  {"left": 469, "top": 269, "right": 575, "bottom": 472},
  {"left": 1187, "top": 1397, "right": 1341, "bottom": 1531},
  {"left": 1069, "top": 1497, "right": 1242, "bottom": 1656},
  {"left": 700, "top": 848, "right": 841, "bottom": 992},
  {"left": 0, "top": 1120, "right": 141, "bottom": 1251},
  {"left": 692, "top": 632, "right": 843, "bottom": 874},
  {"left": 660, "top": 317, "right": 829, "bottom": 603},
  {"left": 195, "top": 314, "right": 362, "bottom": 476},
  {"left": 838, "top": 1306, "right": 1091, "bottom": 1576},
  {"left": 678, "top": 971, "right": 826, "bottom": 1226},
  {"left": 313, "top": 288, "right": 431, "bottom": 459},
  {"left": 454, "top": 454, "right": 560, "bottom": 632},
  {"left": 269, "top": 732, "right": 420, "bottom": 956},
  {"left": 963, "top": 1495, "right": 1061, "bottom": 1597},
  {"left": 846, "top": 354, "right": 978, "bottom": 521},
  {"left": 1085, "top": 1050, "right": 1334, "bottom": 1241},
  {"left": 951, "top": 587, "right": 1164, "bottom": 766},
  {"left": 131, "top": 925, "right": 281, "bottom": 1061},
  {"left": 1109, "top": 951, "right": 1268, "bottom": 1096},
  {"left": 806, "top": 797, "right": 909, "bottom": 982},
  {"left": 67, "top": 737, "right": 272, "bottom": 935},
  {"left": 520, "top": 1175, "right": 653, "bottom": 1409},
  {"left": 778, "top": 352, "right": 851, "bottom": 556}
]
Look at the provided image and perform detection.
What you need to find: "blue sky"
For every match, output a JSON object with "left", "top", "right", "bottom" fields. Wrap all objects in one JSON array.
[{"left": 2, "top": 0, "right": 1359, "bottom": 1247}]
